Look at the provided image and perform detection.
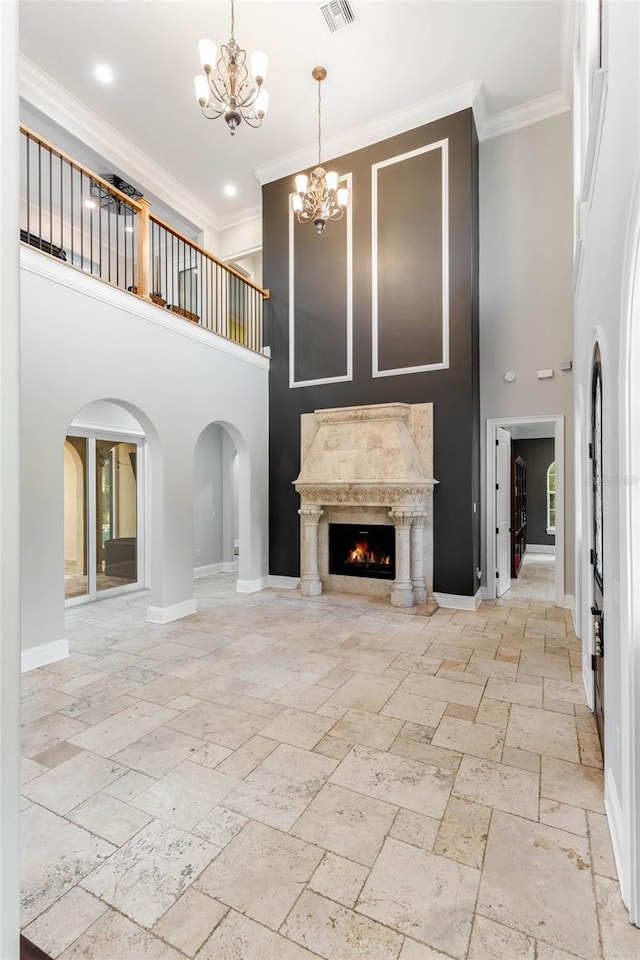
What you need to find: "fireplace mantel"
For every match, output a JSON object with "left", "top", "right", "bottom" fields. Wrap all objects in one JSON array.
[{"left": 293, "top": 402, "right": 437, "bottom": 608}]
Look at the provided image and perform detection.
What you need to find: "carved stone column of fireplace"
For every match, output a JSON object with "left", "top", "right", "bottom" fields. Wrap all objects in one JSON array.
[
  {"left": 389, "top": 509, "right": 414, "bottom": 607},
  {"left": 299, "top": 505, "right": 323, "bottom": 596},
  {"left": 294, "top": 402, "right": 437, "bottom": 608}
]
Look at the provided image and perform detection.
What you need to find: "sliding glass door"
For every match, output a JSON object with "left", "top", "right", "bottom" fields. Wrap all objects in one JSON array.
[{"left": 65, "top": 432, "right": 143, "bottom": 604}]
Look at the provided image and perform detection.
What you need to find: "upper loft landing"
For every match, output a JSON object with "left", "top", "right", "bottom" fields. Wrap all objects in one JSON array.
[{"left": 19, "top": 125, "right": 268, "bottom": 355}]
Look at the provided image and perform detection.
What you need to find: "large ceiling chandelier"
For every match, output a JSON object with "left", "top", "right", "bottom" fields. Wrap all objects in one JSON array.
[
  {"left": 292, "top": 67, "right": 349, "bottom": 235},
  {"left": 194, "top": 0, "right": 269, "bottom": 135}
]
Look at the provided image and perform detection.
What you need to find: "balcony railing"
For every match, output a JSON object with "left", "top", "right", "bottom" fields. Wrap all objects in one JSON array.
[{"left": 19, "top": 124, "right": 268, "bottom": 354}]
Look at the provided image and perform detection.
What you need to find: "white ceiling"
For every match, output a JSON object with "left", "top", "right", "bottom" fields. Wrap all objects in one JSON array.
[{"left": 18, "top": 1, "right": 571, "bottom": 230}]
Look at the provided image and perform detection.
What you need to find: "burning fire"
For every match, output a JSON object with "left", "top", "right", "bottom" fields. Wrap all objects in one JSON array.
[{"left": 347, "top": 539, "right": 392, "bottom": 566}]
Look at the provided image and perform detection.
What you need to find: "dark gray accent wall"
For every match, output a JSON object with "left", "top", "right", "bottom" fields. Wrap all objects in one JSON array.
[
  {"left": 512, "top": 438, "right": 556, "bottom": 546},
  {"left": 263, "top": 109, "right": 480, "bottom": 596}
]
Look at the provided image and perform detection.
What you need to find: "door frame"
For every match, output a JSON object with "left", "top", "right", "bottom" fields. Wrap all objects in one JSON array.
[
  {"left": 64, "top": 427, "right": 146, "bottom": 606},
  {"left": 485, "top": 414, "right": 565, "bottom": 609}
]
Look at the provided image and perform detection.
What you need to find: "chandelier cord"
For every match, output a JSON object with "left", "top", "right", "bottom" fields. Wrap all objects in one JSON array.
[
  {"left": 230, "top": 0, "right": 235, "bottom": 40},
  {"left": 317, "top": 78, "right": 322, "bottom": 167}
]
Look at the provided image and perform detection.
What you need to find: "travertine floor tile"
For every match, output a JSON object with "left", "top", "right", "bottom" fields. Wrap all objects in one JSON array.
[
  {"left": 381, "top": 691, "right": 447, "bottom": 726},
  {"left": 483, "top": 678, "right": 542, "bottom": 708},
  {"left": 195, "top": 910, "right": 320, "bottom": 960},
  {"left": 223, "top": 742, "right": 337, "bottom": 830},
  {"left": 541, "top": 757, "right": 605, "bottom": 813},
  {"left": 505, "top": 703, "right": 579, "bottom": 763},
  {"left": 68, "top": 792, "right": 153, "bottom": 846},
  {"left": 57, "top": 908, "right": 185, "bottom": 960},
  {"left": 112, "top": 725, "right": 205, "bottom": 777},
  {"left": 475, "top": 698, "right": 510, "bottom": 730},
  {"left": 291, "top": 782, "right": 396, "bottom": 866},
  {"left": 588, "top": 811, "right": 617, "bottom": 879},
  {"left": 594, "top": 875, "right": 640, "bottom": 960},
  {"left": 192, "top": 805, "right": 247, "bottom": 847},
  {"left": 215, "top": 734, "right": 279, "bottom": 778},
  {"left": 433, "top": 796, "right": 491, "bottom": 868},
  {"left": 519, "top": 650, "right": 571, "bottom": 680},
  {"left": 23, "top": 886, "right": 107, "bottom": 958},
  {"left": 468, "top": 914, "right": 535, "bottom": 958},
  {"left": 309, "top": 852, "right": 369, "bottom": 908},
  {"left": 69, "top": 701, "right": 178, "bottom": 757},
  {"left": 399, "top": 940, "right": 453, "bottom": 959},
  {"left": 282, "top": 889, "right": 403, "bottom": 960},
  {"left": 81, "top": 818, "right": 217, "bottom": 927},
  {"left": 196, "top": 820, "right": 321, "bottom": 929},
  {"left": 330, "top": 744, "right": 454, "bottom": 819},
  {"left": 153, "top": 887, "right": 227, "bottom": 956},
  {"left": 330, "top": 707, "right": 403, "bottom": 749},
  {"left": 357, "top": 838, "right": 479, "bottom": 959},
  {"left": 131, "top": 760, "right": 239, "bottom": 830},
  {"left": 453, "top": 755, "right": 539, "bottom": 820},
  {"left": 328, "top": 672, "right": 403, "bottom": 711},
  {"left": 166, "top": 699, "right": 267, "bottom": 749},
  {"left": 477, "top": 811, "right": 599, "bottom": 959},
  {"left": 539, "top": 798, "right": 587, "bottom": 836},
  {"left": 400, "top": 673, "right": 484, "bottom": 708},
  {"left": 258, "top": 707, "right": 335, "bottom": 749},
  {"left": 431, "top": 715, "right": 503, "bottom": 761},
  {"left": 21, "top": 805, "right": 114, "bottom": 925},
  {"left": 389, "top": 809, "right": 440, "bottom": 851}
]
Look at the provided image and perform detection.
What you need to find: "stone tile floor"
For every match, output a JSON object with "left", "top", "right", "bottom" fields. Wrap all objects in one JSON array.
[{"left": 20, "top": 556, "right": 640, "bottom": 959}]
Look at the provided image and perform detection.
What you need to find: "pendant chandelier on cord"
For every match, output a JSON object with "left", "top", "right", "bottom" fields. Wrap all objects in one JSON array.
[
  {"left": 291, "top": 67, "right": 349, "bottom": 235},
  {"left": 194, "top": 0, "right": 269, "bottom": 135}
]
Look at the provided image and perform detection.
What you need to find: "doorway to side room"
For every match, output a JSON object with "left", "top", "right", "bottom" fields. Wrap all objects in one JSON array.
[{"left": 486, "top": 415, "right": 564, "bottom": 607}]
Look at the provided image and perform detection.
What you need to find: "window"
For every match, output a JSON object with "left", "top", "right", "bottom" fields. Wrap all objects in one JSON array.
[{"left": 547, "top": 461, "right": 556, "bottom": 534}]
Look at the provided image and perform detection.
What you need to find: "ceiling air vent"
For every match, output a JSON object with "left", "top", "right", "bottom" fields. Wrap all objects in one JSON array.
[{"left": 319, "top": 0, "right": 357, "bottom": 33}]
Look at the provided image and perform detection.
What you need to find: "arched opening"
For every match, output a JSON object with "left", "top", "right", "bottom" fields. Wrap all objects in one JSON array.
[
  {"left": 64, "top": 400, "right": 146, "bottom": 603},
  {"left": 193, "top": 422, "right": 241, "bottom": 581}
]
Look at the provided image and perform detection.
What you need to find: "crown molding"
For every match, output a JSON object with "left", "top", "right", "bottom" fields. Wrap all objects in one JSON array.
[
  {"left": 477, "top": 89, "right": 571, "bottom": 142},
  {"left": 255, "top": 80, "right": 482, "bottom": 186},
  {"left": 18, "top": 54, "right": 223, "bottom": 235}
]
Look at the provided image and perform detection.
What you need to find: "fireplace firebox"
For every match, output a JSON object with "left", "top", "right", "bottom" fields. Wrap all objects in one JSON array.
[{"left": 329, "top": 523, "right": 395, "bottom": 580}]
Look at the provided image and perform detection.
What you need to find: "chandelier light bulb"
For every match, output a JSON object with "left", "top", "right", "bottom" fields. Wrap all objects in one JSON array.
[
  {"left": 250, "top": 50, "right": 268, "bottom": 84},
  {"left": 291, "top": 67, "right": 349, "bottom": 234},
  {"left": 198, "top": 38, "right": 217, "bottom": 73},
  {"left": 194, "top": 74, "right": 209, "bottom": 105},
  {"left": 195, "top": 1, "right": 269, "bottom": 134}
]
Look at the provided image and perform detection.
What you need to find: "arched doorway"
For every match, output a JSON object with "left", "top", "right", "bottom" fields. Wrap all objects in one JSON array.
[
  {"left": 64, "top": 400, "right": 145, "bottom": 603},
  {"left": 193, "top": 423, "right": 240, "bottom": 579}
]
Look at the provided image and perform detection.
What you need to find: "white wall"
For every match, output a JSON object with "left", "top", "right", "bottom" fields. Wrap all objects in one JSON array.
[
  {"left": 20, "top": 246, "right": 269, "bottom": 651},
  {"left": 480, "top": 112, "right": 574, "bottom": 595},
  {"left": 219, "top": 214, "right": 262, "bottom": 260},
  {"left": 573, "top": 0, "right": 640, "bottom": 923},
  {"left": 0, "top": 3, "right": 21, "bottom": 955}
]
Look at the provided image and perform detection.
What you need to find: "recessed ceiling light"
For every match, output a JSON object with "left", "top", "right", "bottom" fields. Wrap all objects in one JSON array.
[
  {"left": 124, "top": 226, "right": 134, "bottom": 233},
  {"left": 95, "top": 64, "right": 113, "bottom": 84},
  {"left": 224, "top": 184, "right": 237, "bottom": 197},
  {"left": 84, "top": 199, "right": 97, "bottom": 209}
]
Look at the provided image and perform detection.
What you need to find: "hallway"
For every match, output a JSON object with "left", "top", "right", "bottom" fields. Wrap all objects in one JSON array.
[{"left": 19, "top": 561, "right": 639, "bottom": 959}]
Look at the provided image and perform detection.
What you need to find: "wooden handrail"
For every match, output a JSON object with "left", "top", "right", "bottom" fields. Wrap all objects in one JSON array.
[
  {"left": 149, "top": 212, "right": 269, "bottom": 298},
  {"left": 20, "top": 124, "right": 144, "bottom": 213}
]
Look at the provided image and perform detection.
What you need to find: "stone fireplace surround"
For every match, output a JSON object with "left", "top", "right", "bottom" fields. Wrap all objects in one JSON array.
[{"left": 294, "top": 402, "right": 437, "bottom": 608}]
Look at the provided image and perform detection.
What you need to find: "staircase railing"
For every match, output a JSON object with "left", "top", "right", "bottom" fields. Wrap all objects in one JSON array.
[{"left": 19, "top": 124, "right": 268, "bottom": 354}]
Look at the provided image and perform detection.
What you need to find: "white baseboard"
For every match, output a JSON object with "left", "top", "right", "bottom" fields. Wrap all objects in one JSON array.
[
  {"left": 604, "top": 767, "right": 627, "bottom": 908},
  {"left": 481, "top": 585, "right": 491, "bottom": 601},
  {"left": 582, "top": 657, "right": 595, "bottom": 710},
  {"left": 268, "top": 575, "right": 300, "bottom": 590},
  {"left": 22, "top": 638, "right": 69, "bottom": 673},
  {"left": 223, "top": 560, "right": 238, "bottom": 573},
  {"left": 236, "top": 577, "right": 269, "bottom": 594},
  {"left": 193, "top": 563, "right": 223, "bottom": 580},
  {"left": 433, "top": 588, "right": 482, "bottom": 611},
  {"left": 527, "top": 544, "right": 556, "bottom": 555},
  {"left": 146, "top": 598, "right": 197, "bottom": 623}
]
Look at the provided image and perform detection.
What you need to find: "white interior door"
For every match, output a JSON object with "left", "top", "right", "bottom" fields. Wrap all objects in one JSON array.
[{"left": 496, "top": 426, "right": 512, "bottom": 597}]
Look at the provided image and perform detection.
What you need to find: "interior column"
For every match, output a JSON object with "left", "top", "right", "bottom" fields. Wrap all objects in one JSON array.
[
  {"left": 390, "top": 509, "right": 414, "bottom": 607},
  {"left": 299, "top": 504, "right": 323, "bottom": 596}
]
